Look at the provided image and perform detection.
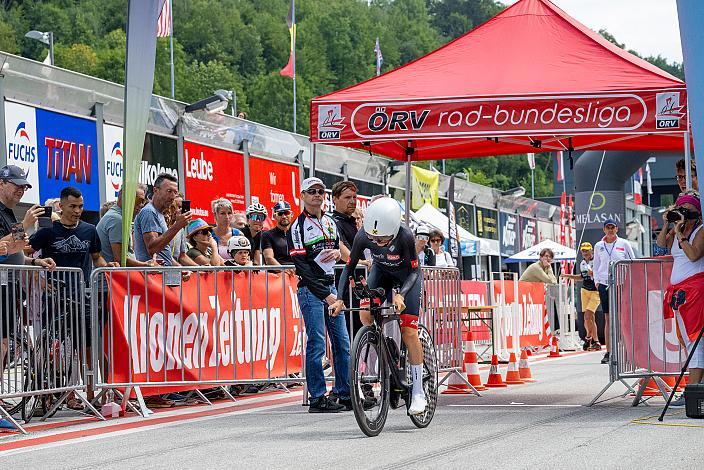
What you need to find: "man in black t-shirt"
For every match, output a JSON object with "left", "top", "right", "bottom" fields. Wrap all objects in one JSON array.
[
  {"left": 29, "top": 187, "right": 117, "bottom": 285},
  {"left": 261, "top": 201, "right": 293, "bottom": 265}
]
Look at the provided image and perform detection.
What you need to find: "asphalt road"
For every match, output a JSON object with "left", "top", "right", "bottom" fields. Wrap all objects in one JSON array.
[{"left": 1, "top": 352, "right": 701, "bottom": 469}]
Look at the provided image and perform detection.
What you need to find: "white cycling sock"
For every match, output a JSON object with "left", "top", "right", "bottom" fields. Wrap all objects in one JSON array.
[{"left": 411, "top": 364, "right": 424, "bottom": 397}]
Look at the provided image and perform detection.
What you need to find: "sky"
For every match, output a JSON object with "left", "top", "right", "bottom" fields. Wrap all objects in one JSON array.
[{"left": 504, "top": 0, "right": 683, "bottom": 63}]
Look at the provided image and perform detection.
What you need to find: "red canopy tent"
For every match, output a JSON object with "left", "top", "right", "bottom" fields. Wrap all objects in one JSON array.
[{"left": 310, "top": 0, "right": 688, "bottom": 162}]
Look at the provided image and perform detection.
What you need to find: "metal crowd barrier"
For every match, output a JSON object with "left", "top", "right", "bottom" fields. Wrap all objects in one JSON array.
[
  {"left": 590, "top": 257, "right": 687, "bottom": 406},
  {"left": 545, "top": 283, "right": 581, "bottom": 351},
  {"left": 0, "top": 265, "right": 103, "bottom": 434},
  {"left": 90, "top": 265, "right": 305, "bottom": 416}
]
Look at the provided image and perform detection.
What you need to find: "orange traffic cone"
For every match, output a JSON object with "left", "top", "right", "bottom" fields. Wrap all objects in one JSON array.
[
  {"left": 463, "top": 332, "right": 486, "bottom": 391},
  {"left": 484, "top": 354, "right": 507, "bottom": 388},
  {"left": 548, "top": 336, "right": 561, "bottom": 358},
  {"left": 504, "top": 352, "right": 525, "bottom": 385},
  {"left": 660, "top": 376, "right": 684, "bottom": 393},
  {"left": 631, "top": 378, "right": 661, "bottom": 397},
  {"left": 442, "top": 331, "right": 474, "bottom": 395},
  {"left": 518, "top": 349, "right": 536, "bottom": 382}
]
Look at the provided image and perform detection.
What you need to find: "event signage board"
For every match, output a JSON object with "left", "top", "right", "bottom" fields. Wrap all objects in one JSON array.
[
  {"left": 249, "top": 157, "right": 301, "bottom": 217},
  {"left": 499, "top": 211, "right": 519, "bottom": 257},
  {"left": 537, "top": 220, "right": 556, "bottom": 242},
  {"left": 476, "top": 207, "right": 498, "bottom": 240},
  {"left": 103, "top": 124, "right": 179, "bottom": 202},
  {"left": 311, "top": 90, "right": 688, "bottom": 143},
  {"left": 574, "top": 190, "right": 626, "bottom": 230},
  {"left": 36, "top": 109, "right": 100, "bottom": 210},
  {"left": 520, "top": 217, "right": 537, "bottom": 250},
  {"left": 4, "top": 101, "right": 41, "bottom": 204},
  {"left": 107, "top": 271, "right": 303, "bottom": 394},
  {"left": 492, "top": 280, "right": 549, "bottom": 349},
  {"left": 455, "top": 203, "right": 476, "bottom": 235}
]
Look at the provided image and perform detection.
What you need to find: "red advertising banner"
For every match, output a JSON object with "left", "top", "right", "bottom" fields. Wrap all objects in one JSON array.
[
  {"left": 461, "top": 281, "right": 491, "bottom": 341},
  {"left": 492, "top": 280, "right": 549, "bottom": 348},
  {"left": 618, "top": 260, "right": 686, "bottom": 373},
  {"left": 184, "top": 141, "right": 245, "bottom": 220},
  {"left": 184, "top": 142, "right": 300, "bottom": 225},
  {"left": 312, "top": 90, "right": 687, "bottom": 143},
  {"left": 107, "top": 271, "right": 303, "bottom": 393}
]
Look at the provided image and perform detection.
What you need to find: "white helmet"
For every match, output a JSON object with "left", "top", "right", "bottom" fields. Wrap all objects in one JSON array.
[
  {"left": 246, "top": 202, "right": 267, "bottom": 217},
  {"left": 363, "top": 197, "right": 402, "bottom": 239},
  {"left": 227, "top": 235, "right": 251, "bottom": 253}
]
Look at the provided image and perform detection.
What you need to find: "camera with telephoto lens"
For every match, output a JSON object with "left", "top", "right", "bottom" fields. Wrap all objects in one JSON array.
[{"left": 666, "top": 207, "right": 700, "bottom": 223}]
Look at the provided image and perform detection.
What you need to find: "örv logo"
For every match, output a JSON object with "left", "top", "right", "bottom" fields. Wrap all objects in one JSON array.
[
  {"left": 9, "top": 122, "right": 37, "bottom": 163},
  {"left": 317, "top": 104, "right": 345, "bottom": 140},
  {"left": 655, "top": 92, "right": 685, "bottom": 129}
]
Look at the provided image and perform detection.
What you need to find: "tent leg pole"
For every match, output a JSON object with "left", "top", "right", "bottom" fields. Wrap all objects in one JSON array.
[
  {"left": 311, "top": 143, "right": 317, "bottom": 179},
  {"left": 405, "top": 155, "right": 411, "bottom": 227},
  {"left": 685, "top": 130, "right": 692, "bottom": 190}
]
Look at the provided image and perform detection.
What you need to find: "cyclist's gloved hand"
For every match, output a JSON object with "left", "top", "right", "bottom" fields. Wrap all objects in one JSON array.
[
  {"left": 392, "top": 293, "right": 405, "bottom": 313},
  {"left": 329, "top": 299, "right": 344, "bottom": 317}
]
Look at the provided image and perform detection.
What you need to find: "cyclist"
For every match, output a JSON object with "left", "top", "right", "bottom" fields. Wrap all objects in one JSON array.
[{"left": 330, "top": 196, "right": 427, "bottom": 415}]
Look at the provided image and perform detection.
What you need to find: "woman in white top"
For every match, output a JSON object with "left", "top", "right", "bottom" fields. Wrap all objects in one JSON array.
[
  {"left": 429, "top": 229, "right": 455, "bottom": 267},
  {"left": 211, "top": 198, "right": 243, "bottom": 260},
  {"left": 661, "top": 193, "right": 704, "bottom": 404}
]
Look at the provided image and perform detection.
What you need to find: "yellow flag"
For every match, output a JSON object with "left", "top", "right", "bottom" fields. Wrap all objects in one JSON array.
[{"left": 411, "top": 166, "right": 439, "bottom": 210}]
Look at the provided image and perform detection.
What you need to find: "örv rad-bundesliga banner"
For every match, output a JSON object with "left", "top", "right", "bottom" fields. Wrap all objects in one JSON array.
[{"left": 107, "top": 271, "right": 304, "bottom": 394}]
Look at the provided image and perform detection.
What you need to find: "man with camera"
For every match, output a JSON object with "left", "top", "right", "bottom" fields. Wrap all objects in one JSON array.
[
  {"left": 592, "top": 218, "right": 635, "bottom": 365},
  {"left": 658, "top": 193, "right": 704, "bottom": 406}
]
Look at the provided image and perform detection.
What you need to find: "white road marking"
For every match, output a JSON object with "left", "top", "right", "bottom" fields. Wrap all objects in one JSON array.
[{"left": 448, "top": 404, "right": 583, "bottom": 407}]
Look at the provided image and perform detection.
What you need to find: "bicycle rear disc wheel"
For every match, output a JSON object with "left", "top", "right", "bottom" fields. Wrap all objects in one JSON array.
[
  {"left": 408, "top": 325, "right": 438, "bottom": 428},
  {"left": 350, "top": 326, "right": 389, "bottom": 437}
]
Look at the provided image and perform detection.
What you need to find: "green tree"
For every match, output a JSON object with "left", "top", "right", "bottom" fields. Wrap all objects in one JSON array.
[{"left": 55, "top": 43, "right": 99, "bottom": 76}]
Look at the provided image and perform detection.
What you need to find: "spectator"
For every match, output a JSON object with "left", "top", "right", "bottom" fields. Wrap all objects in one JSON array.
[
  {"left": 662, "top": 193, "right": 704, "bottom": 406},
  {"left": 163, "top": 193, "right": 197, "bottom": 267},
  {"left": 224, "top": 235, "right": 253, "bottom": 266},
  {"left": 428, "top": 229, "right": 455, "bottom": 267},
  {"left": 99, "top": 201, "right": 116, "bottom": 218},
  {"left": 0, "top": 166, "right": 54, "bottom": 408},
  {"left": 186, "top": 219, "right": 224, "bottom": 266},
  {"left": 520, "top": 248, "right": 558, "bottom": 284},
  {"left": 415, "top": 224, "right": 436, "bottom": 266},
  {"left": 331, "top": 181, "right": 358, "bottom": 262},
  {"left": 231, "top": 211, "right": 247, "bottom": 230},
  {"left": 562, "top": 242, "right": 601, "bottom": 351},
  {"left": 241, "top": 203, "right": 267, "bottom": 264},
  {"left": 593, "top": 218, "right": 635, "bottom": 365},
  {"left": 96, "top": 186, "right": 153, "bottom": 266},
  {"left": 133, "top": 173, "right": 194, "bottom": 266},
  {"left": 352, "top": 207, "right": 364, "bottom": 230},
  {"left": 261, "top": 201, "right": 293, "bottom": 265},
  {"left": 211, "top": 198, "right": 242, "bottom": 260},
  {"left": 676, "top": 158, "right": 698, "bottom": 194},
  {"left": 287, "top": 177, "right": 349, "bottom": 412}
]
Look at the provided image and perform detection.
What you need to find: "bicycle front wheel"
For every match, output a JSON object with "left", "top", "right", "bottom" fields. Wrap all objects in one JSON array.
[
  {"left": 408, "top": 325, "right": 438, "bottom": 428},
  {"left": 350, "top": 325, "right": 389, "bottom": 437}
]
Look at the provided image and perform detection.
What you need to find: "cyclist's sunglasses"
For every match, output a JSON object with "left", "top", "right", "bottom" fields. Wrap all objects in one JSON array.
[
  {"left": 366, "top": 233, "right": 393, "bottom": 245},
  {"left": 303, "top": 188, "right": 326, "bottom": 196},
  {"left": 248, "top": 213, "right": 266, "bottom": 222},
  {"left": 275, "top": 210, "right": 292, "bottom": 216}
]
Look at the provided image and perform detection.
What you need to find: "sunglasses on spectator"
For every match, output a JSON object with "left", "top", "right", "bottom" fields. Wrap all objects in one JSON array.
[
  {"left": 303, "top": 188, "right": 326, "bottom": 196},
  {"left": 417, "top": 235, "right": 429, "bottom": 241},
  {"left": 249, "top": 213, "right": 266, "bottom": 222},
  {"left": 196, "top": 230, "right": 212, "bottom": 237},
  {"left": 430, "top": 238, "right": 442, "bottom": 243},
  {"left": 366, "top": 233, "right": 393, "bottom": 244},
  {"left": 276, "top": 210, "right": 292, "bottom": 216}
]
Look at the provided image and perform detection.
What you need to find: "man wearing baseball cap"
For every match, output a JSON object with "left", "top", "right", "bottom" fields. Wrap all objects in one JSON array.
[
  {"left": 592, "top": 218, "right": 635, "bottom": 364},
  {"left": 287, "top": 177, "right": 350, "bottom": 412},
  {"left": 261, "top": 200, "right": 293, "bottom": 266},
  {"left": 562, "top": 241, "right": 601, "bottom": 351}
]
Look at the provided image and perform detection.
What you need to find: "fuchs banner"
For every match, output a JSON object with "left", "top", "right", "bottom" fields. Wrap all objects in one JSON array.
[
  {"left": 106, "top": 271, "right": 303, "bottom": 392},
  {"left": 311, "top": 90, "right": 688, "bottom": 143}
]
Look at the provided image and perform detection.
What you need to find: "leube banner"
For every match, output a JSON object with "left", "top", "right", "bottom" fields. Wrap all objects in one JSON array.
[
  {"left": 107, "top": 271, "right": 303, "bottom": 392},
  {"left": 311, "top": 90, "right": 688, "bottom": 143}
]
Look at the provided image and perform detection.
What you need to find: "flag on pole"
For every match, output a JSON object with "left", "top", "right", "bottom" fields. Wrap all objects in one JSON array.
[
  {"left": 646, "top": 163, "right": 653, "bottom": 194},
  {"left": 280, "top": 0, "right": 296, "bottom": 79},
  {"left": 156, "top": 0, "right": 171, "bottom": 37},
  {"left": 527, "top": 152, "right": 536, "bottom": 170},
  {"left": 556, "top": 151, "right": 564, "bottom": 182},
  {"left": 633, "top": 168, "right": 643, "bottom": 205},
  {"left": 374, "top": 37, "right": 383, "bottom": 76}
]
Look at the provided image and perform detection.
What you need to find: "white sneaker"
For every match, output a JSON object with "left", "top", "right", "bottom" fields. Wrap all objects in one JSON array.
[{"left": 409, "top": 393, "right": 427, "bottom": 415}]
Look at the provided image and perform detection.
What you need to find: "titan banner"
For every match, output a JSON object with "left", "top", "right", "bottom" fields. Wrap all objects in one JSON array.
[
  {"left": 107, "top": 271, "right": 303, "bottom": 393},
  {"left": 411, "top": 165, "right": 439, "bottom": 210},
  {"left": 311, "top": 90, "right": 688, "bottom": 143}
]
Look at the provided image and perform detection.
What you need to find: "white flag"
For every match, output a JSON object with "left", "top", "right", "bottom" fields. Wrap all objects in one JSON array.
[
  {"left": 527, "top": 153, "right": 536, "bottom": 170},
  {"left": 646, "top": 163, "right": 653, "bottom": 195}
]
